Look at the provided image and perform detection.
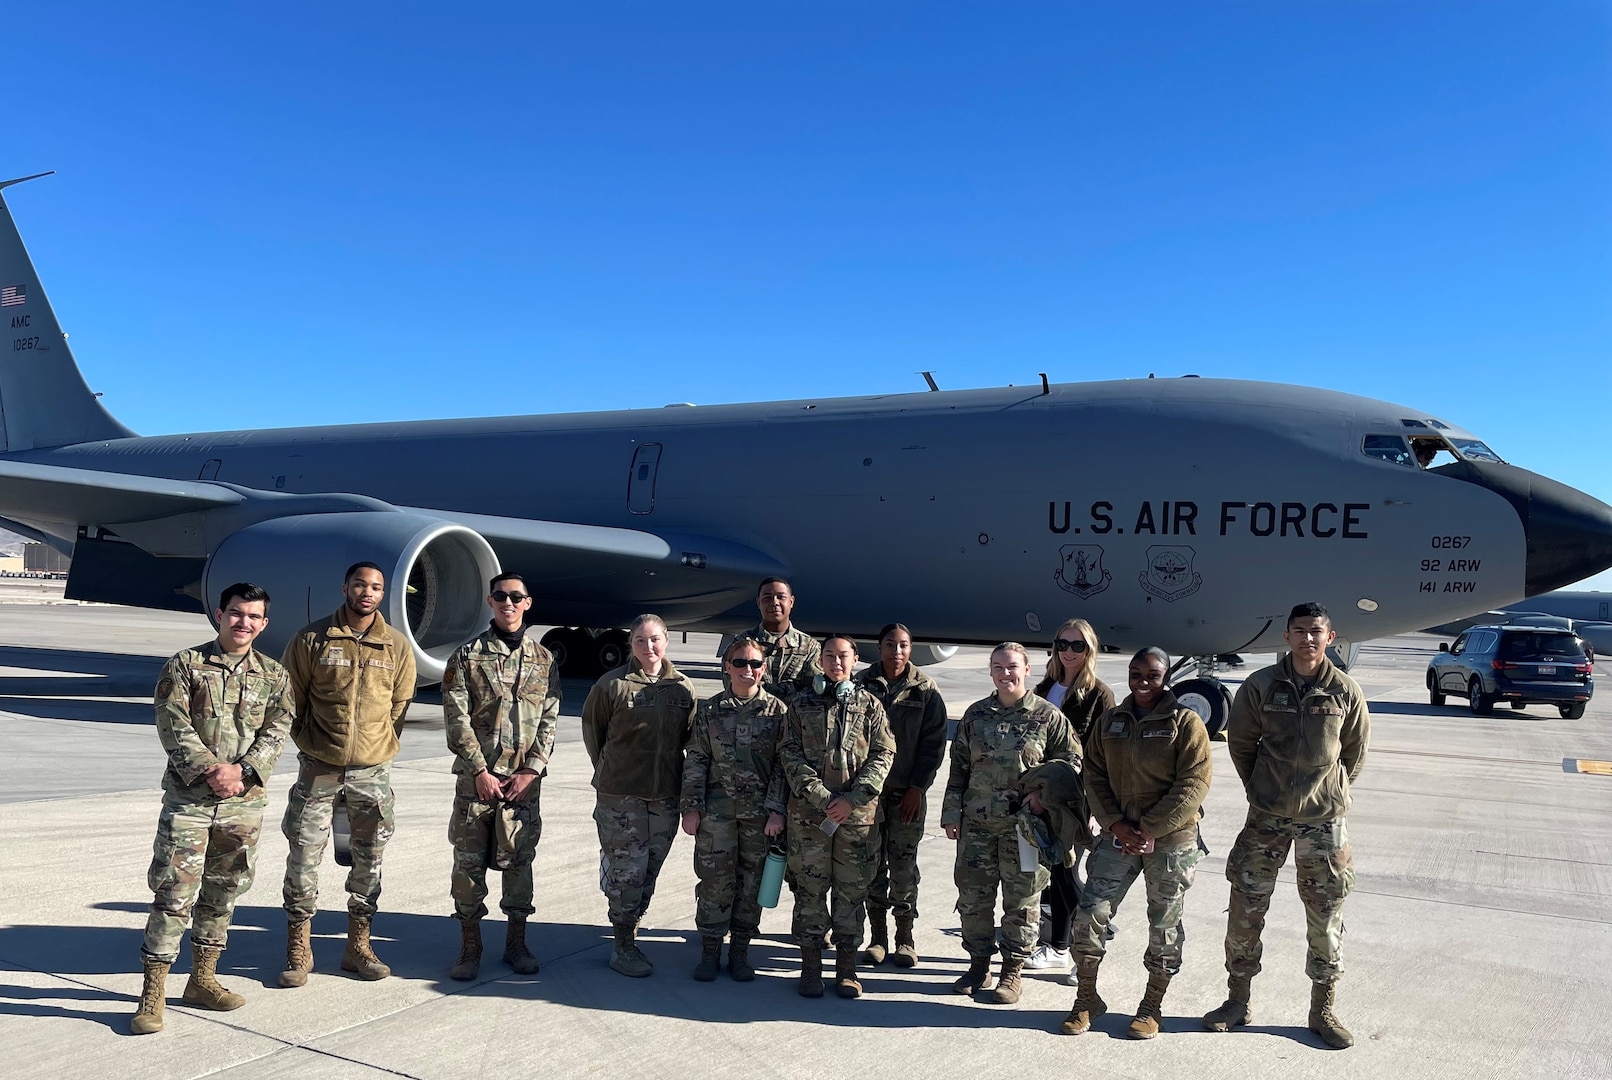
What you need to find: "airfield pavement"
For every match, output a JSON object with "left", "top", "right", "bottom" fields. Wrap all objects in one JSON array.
[{"left": 0, "top": 583, "right": 1608, "bottom": 1080}]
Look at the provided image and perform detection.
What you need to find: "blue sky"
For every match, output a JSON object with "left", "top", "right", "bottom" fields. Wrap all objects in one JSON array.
[{"left": 7, "top": 3, "right": 1611, "bottom": 587}]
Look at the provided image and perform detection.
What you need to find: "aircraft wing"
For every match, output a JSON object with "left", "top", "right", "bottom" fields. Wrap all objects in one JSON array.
[{"left": 0, "top": 459, "right": 243, "bottom": 523}]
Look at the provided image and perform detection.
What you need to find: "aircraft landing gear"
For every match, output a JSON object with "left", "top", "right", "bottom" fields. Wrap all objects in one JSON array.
[
  {"left": 1169, "top": 657, "right": 1234, "bottom": 740},
  {"left": 539, "top": 626, "right": 632, "bottom": 678}
]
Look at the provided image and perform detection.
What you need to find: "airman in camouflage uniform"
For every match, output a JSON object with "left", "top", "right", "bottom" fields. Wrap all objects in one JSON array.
[
  {"left": 443, "top": 573, "right": 561, "bottom": 980},
  {"left": 583, "top": 614, "right": 697, "bottom": 977},
  {"left": 1060, "top": 648, "right": 1211, "bottom": 1040},
  {"left": 679, "top": 637, "right": 788, "bottom": 982},
  {"left": 1204, "top": 603, "right": 1369, "bottom": 1050},
  {"left": 131, "top": 582, "right": 293, "bottom": 1035},
  {"left": 857, "top": 623, "right": 948, "bottom": 968},
  {"left": 941, "top": 642, "right": 1076, "bottom": 1006},
  {"left": 779, "top": 635, "right": 895, "bottom": 999},
  {"left": 738, "top": 577, "right": 822, "bottom": 697},
  {"left": 278, "top": 563, "right": 417, "bottom": 988}
]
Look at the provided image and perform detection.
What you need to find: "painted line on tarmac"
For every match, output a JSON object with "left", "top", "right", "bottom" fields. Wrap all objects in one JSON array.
[{"left": 1563, "top": 758, "right": 1612, "bottom": 776}]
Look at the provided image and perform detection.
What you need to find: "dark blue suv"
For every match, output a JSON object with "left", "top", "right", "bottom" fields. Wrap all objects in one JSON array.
[{"left": 1428, "top": 625, "right": 1594, "bottom": 718}]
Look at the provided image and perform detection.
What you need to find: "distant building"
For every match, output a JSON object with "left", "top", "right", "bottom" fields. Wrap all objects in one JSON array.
[{"left": 23, "top": 543, "right": 71, "bottom": 574}]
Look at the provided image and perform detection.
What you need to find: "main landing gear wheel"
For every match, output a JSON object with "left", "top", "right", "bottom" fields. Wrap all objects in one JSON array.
[
  {"left": 593, "top": 629, "right": 631, "bottom": 673},
  {"left": 1172, "top": 677, "right": 1232, "bottom": 740},
  {"left": 540, "top": 627, "right": 596, "bottom": 677},
  {"left": 1427, "top": 673, "right": 1445, "bottom": 708}
]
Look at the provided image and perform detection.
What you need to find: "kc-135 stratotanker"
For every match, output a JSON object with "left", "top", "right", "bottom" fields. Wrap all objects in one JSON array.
[{"left": 2, "top": 172, "right": 1609, "bottom": 734}]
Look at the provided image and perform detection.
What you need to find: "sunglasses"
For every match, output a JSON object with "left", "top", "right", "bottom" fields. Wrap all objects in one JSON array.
[
  {"left": 728, "top": 658, "right": 766, "bottom": 670},
  {"left": 1054, "top": 638, "right": 1090, "bottom": 654},
  {"left": 490, "top": 590, "right": 529, "bottom": 604}
]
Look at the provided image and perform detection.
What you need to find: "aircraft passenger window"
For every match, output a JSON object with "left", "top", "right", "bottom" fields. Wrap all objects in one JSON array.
[
  {"left": 1362, "top": 435, "right": 1413, "bottom": 467},
  {"left": 1450, "top": 439, "right": 1504, "bottom": 464}
]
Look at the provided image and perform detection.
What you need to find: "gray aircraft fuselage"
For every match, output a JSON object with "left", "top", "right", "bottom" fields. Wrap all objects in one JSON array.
[{"left": 16, "top": 377, "right": 1612, "bottom": 658}]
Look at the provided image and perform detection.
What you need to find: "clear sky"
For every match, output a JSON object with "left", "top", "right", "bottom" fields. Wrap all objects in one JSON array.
[{"left": 8, "top": 3, "right": 1612, "bottom": 588}]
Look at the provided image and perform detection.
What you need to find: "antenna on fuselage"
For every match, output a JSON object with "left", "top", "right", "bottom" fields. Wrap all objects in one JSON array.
[{"left": 919, "top": 371, "right": 940, "bottom": 392}]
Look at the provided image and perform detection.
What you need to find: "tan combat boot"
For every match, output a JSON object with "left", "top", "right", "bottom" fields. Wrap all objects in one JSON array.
[
  {"left": 1309, "top": 981, "right": 1355, "bottom": 1049},
  {"left": 1127, "top": 972, "right": 1172, "bottom": 1038},
  {"left": 450, "top": 918, "right": 482, "bottom": 980},
  {"left": 609, "top": 923, "right": 652, "bottom": 978},
  {"left": 983, "top": 956, "right": 1024, "bottom": 1004},
  {"left": 892, "top": 916, "right": 917, "bottom": 968},
  {"left": 693, "top": 936, "right": 723, "bottom": 982},
  {"left": 835, "top": 945, "right": 862, "bottom": 999},
  {"left": 727, "top": 935, "right": 756, "bottom": 982},
  {"left": 503, "top": 917, "right": 539, "bottom": 975},
  {"left": 863, "top": 910, "right": 888, "bottom": 965},
  {"left": 1057, "top": 955, "right": 1107, "bottom": 1035},
  {"left": 798, "top": 945, "right": 825, "bottom": 998},
  {"left": 182, "top": 944, "right": 245, "bottom": 1011},
  {"left": 1203, "top": 973, "right": 1253, "bottom": 1031},
  {"left": 953, "top": 954, "right": 998, "bottom": 995},
  {"left": 341, "top": 913, "right": 391, "bottom": 980},
  {"left": 279, "top": 918, "right": 313, "bottom": 988},
  {"left": 129, "top": 958, "right": 170, "bottom": 1035}
]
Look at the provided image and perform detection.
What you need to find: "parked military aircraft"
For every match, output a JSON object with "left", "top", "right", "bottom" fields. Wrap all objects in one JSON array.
[
  {"left": 1425, "top": 590, "right": 1612, "bottom": 656},
  {"left": 4, "top": 174, "right": 1611, "bottom": 733}
]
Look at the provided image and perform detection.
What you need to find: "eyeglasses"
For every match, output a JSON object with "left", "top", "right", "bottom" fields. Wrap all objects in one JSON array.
[
  {"left": 728, "top": 658, "right": 765, "bottom": 670},
  {"left": 1054, "top": 638, "right": 1089, "bottom": 654},
  {"left": 490, "top": 590, "right": 529, "bottom": 604}
]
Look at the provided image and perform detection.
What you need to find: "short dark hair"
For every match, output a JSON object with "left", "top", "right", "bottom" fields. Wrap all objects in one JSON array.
[
  {"left": 345, "top": 561, "right": 384, "bottom": 583},
  {"left": 757, "top": 577, "right": 792, "bottom": 596},
  {"left": 1131, "top": 646, "right": 1171, "bottom": 670},
  {"left": 1287, "top": 602, "right": 1330, "bottom": 628},
  {"left": 489, "top": 571, "right": 528, "bottom": 592},
  {"left": 820, "top": 633, "right": 858, "bottom": 653},
  {"left": 218, "top": 581, "right": 270, "bottom": 610},
  {"left": 877, "top": 623, "right": 911, "bottom": 644}
]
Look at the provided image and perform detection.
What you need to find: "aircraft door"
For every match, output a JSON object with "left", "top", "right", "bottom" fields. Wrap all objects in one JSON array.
[
  {"left": 628, "top": 443, "right": 662, "bottom": 515},
  {"left": 1601, "top": 601, "right": 1608, "bottom": 620}
]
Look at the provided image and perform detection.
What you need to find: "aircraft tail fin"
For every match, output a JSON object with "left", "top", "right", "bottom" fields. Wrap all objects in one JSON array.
[{"left": 0, "top": 174, "right": 136, "bottom": 452}]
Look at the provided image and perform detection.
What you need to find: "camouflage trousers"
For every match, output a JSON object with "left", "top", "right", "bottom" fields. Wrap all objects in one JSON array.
[
  {"left": 1223, "top": 808, "right": 1355, "bottom": 982},
  {"left": 593, "top": 793, "right": 678, "bottom": 926},
  {"left": 867, "top": 789, "right": 927, "bottom": 920},
  {"left": 142, "top": 792, "right": 266, "bottom": 963},
  {"left": 1072, "top": 830, "right": 1205, "bottom": 976},
  {"left": 281, "top": 754, "right": 395, "bottom": 919},
  {"left": 954, "top": 819, "right": 1049, "bottom": 960},
  {"left": 788, "top": 816, "right": 877, "bottom": 948},
  {"left": 449, "top": 783, "right": 543, "bottom": 921},
  {"left": 693, "top": 814, "right": 768, "bottom": 938}
]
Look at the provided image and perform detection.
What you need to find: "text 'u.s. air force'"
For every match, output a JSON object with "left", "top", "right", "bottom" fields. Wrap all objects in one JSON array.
[{"left": 1048, "top": 500, "right": 1370, "bottom": 538}]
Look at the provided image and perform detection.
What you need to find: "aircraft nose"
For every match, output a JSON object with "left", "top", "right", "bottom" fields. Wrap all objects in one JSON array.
[{"left": 1448, "top": 461, "right": 1612, "bottom": 595}]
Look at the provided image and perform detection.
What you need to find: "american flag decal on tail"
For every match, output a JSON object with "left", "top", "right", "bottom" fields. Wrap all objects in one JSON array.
[{"left": 0, "top": 284, "right": 24, "bottom": 307}]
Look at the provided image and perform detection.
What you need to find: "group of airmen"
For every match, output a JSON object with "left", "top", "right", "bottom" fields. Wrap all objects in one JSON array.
[{"left": 130, "top": 566, "right": 1370, "bottom": 1052}]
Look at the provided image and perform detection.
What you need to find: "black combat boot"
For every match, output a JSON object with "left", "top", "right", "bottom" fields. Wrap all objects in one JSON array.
[{"left": 693, "top": 936, "right": 723, "bottom": 982}]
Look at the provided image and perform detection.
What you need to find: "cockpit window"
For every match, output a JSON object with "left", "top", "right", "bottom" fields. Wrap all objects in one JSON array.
[
  {"left": 1428, "top": 419, "right": 1451, "bottom": 430},
  {"left": 1399, "top": 419, "right": 1430, "bottom": 429},
  {"left": 1362, "top": 434, "right": 1413, "bottom": 467},
  {"left": 1450, "top": 438, "right": 1504, "bottom": 464},
  {"left": 1410, "top": 437, "right": 1458, "bottom": 469}
]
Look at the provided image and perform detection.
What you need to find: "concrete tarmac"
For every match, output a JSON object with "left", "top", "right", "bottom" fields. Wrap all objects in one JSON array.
[{"left": 1, "top": 594, "right": 1608, "bottom": 1079}]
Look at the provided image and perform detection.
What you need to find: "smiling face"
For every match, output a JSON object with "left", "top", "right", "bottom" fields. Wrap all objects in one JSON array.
[
  {"left": 726, "top": 642, "right": 766, "bottom": 697},
  {"left": 1054, "top": 621, "right": 1091, "bottom": 681},
  {"left": 820, "top": 637, "right": 857, "bottom": 683},
  {"left": 486, "top": 577, "right": 532, "bottom": 634},
  {"left": 1129, "top": 653, "right": 1169, "bottom": 711},
  {"left": 990, "top": 646, "right": 1029, "bottom": 701},
  {"left": 215, "top": 598, "right": 268, "bottom": 654},
  {"left": 879, "top": 628, "right": 911, "bottom": 678}
]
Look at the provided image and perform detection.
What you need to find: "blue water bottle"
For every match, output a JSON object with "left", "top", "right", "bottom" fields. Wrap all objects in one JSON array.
[{"left": 758, "top": 839, "right": 788, "bottom": 908}]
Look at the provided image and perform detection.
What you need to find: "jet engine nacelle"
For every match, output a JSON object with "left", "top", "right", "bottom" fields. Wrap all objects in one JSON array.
[{"left": 201, "top": 511, "right": 500, "bottom": 685}]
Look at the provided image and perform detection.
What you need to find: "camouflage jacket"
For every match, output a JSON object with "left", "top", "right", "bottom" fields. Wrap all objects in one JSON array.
[
  {"left": 942, "top": 691, "right": 1077, "bottom": 830},
  {"left": 1227, "top": 654, "right": 1369, "bottom": 822},
  {"left": 582, "top": 658, "right": 697, "bottom": 799},
  {"left": 281, "top": 607, "right": 417, "bottom": 768},
  {"left": 680, "top": 687, "right": 789, "bottom": 820},
  {"left": 779, "top": 685, "right": 895, "bottom": 825},
  {"left": 855, "top": 662, "right": 949, "bottom": 793},
  {"left": 443, "top": 625, "right": 561, "bottom": 795},
  {"left": 737, "top": 623, "right": 822, "bottom": 698},
  {"left": 153, "top": 641, "right": 294, "bottom": 801},
  {"left": 1085, "top": 692, "right": 1211, "bottom": 843}
]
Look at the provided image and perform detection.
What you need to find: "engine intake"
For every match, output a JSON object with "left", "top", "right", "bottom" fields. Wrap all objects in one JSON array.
[{"left": 201, "top": 511, "right": 499, "bottom": 684}]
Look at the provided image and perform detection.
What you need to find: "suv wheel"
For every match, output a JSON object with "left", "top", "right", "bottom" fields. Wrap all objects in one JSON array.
[
  {"left": 1560, "top": 703, "right": 1587, "bottom": 720},
  {"left": 1468, "top": 677, "right": 1494, "bottom": 715},
  {"left": 1427, "top": 673, "right": 1445, "bottom": 707}
]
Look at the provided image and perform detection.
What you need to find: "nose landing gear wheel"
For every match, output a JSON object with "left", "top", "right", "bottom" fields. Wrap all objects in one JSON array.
[{"left": 1172, "top": 677, "right": 1232, "bottom": 740}]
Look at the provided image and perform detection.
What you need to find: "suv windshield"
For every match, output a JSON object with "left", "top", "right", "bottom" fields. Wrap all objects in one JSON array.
[{"left": 1499, "top": 632, "right": 1586, "bottom": 661}]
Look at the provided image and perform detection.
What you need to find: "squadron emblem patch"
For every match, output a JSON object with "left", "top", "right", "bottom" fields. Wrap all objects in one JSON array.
[{"left": 1055, "top": 544, "right": 1111, "bottom": 599}]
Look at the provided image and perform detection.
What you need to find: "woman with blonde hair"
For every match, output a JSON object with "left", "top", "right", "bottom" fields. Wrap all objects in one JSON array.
[{"left": 1026, "top": 618, "right": 1116, "bottom": 975}]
